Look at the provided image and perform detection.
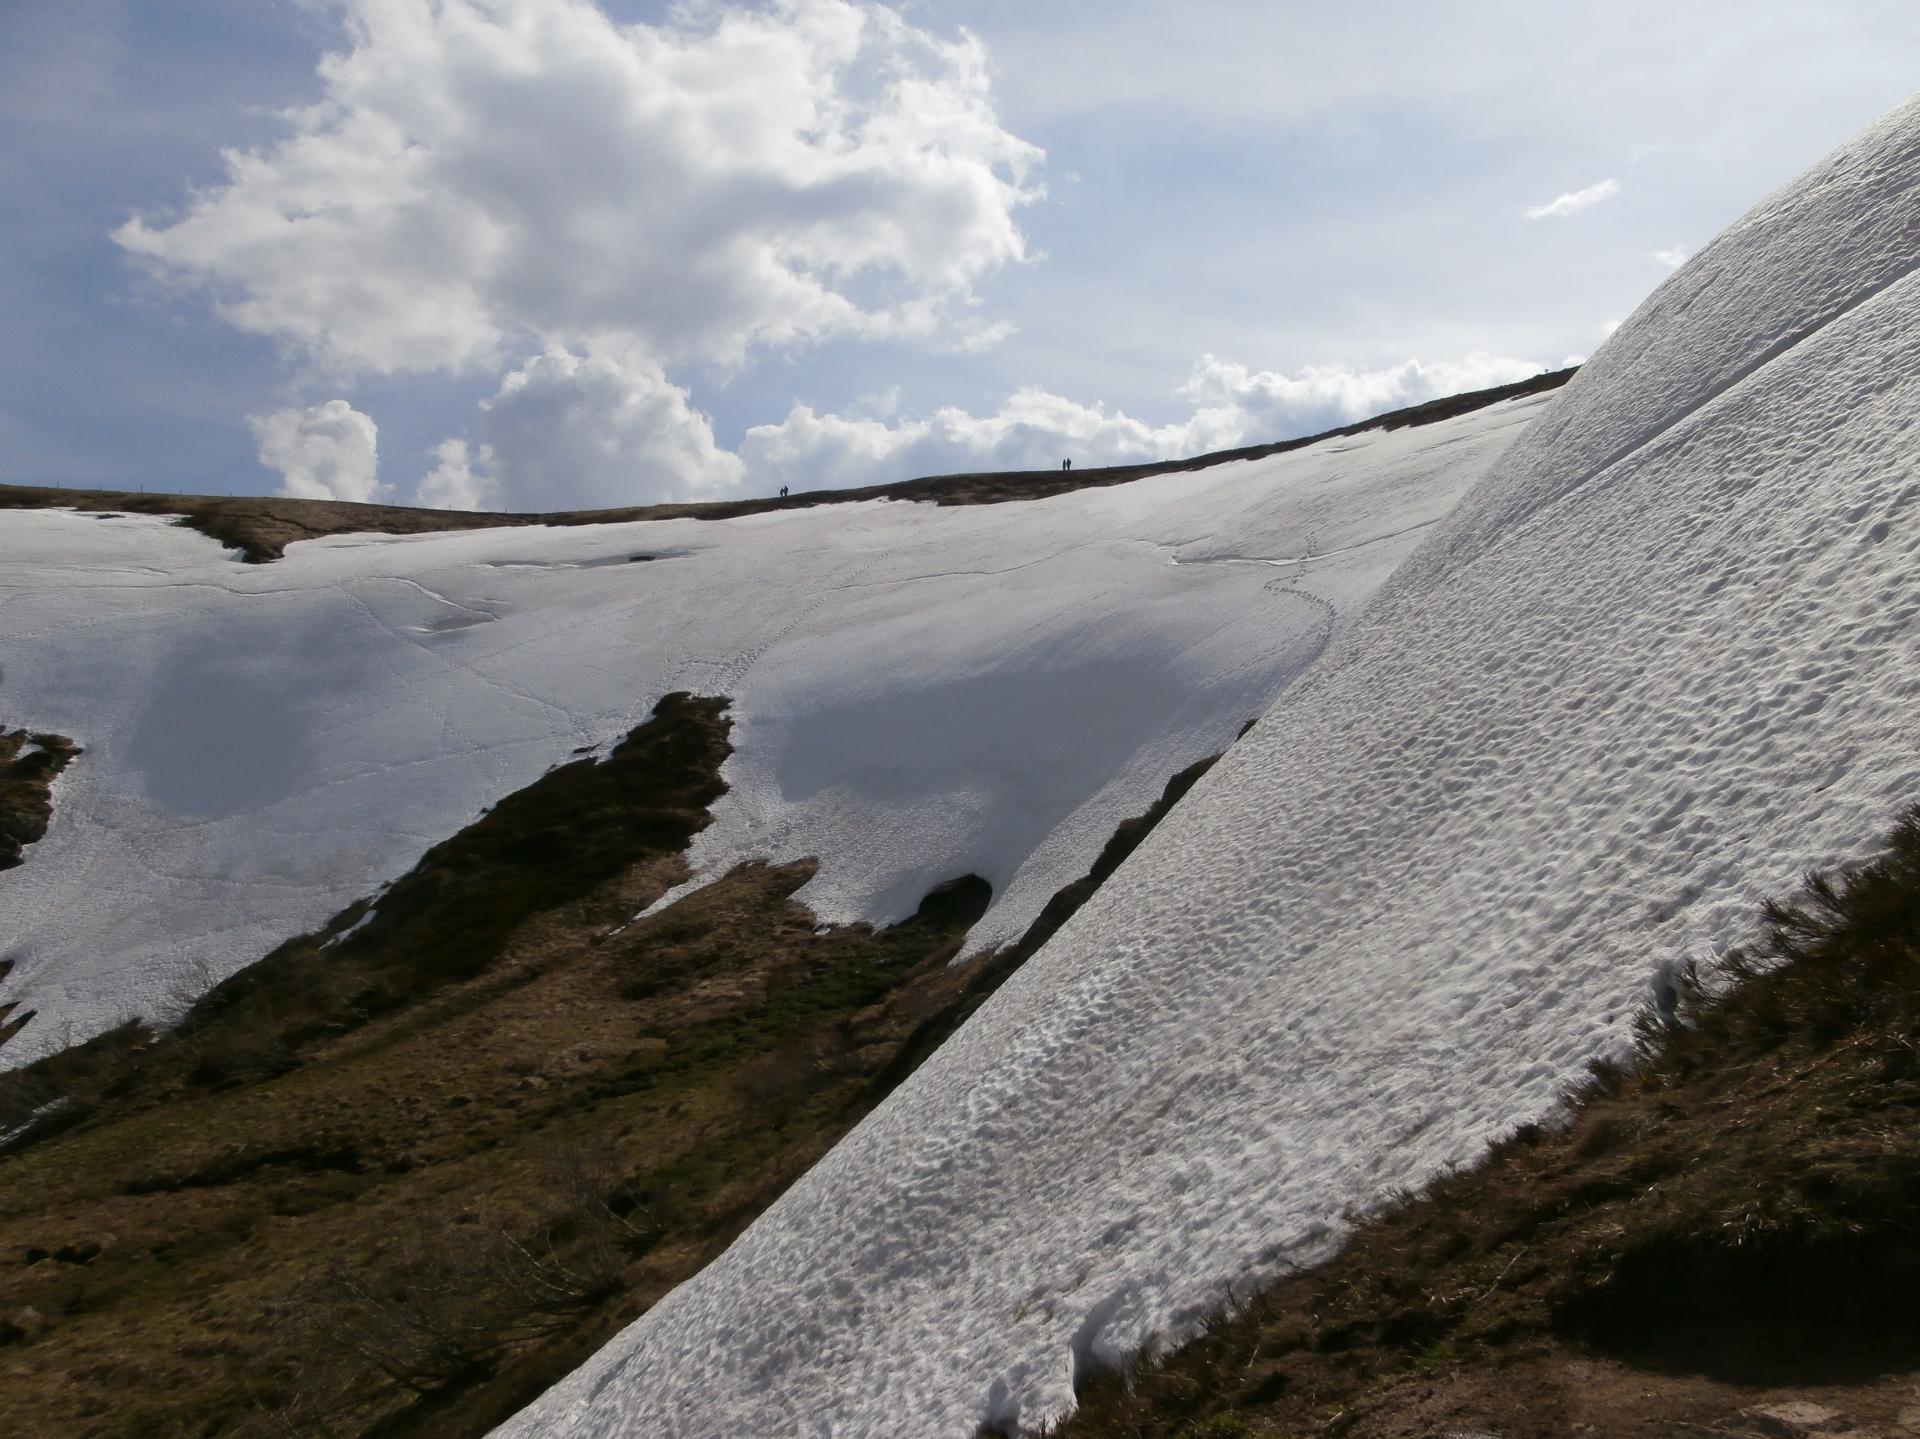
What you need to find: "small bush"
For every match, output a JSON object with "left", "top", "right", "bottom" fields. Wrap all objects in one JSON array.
[
  {"left": 182, "top": 1003, "right": 300, "bottom": 1090},
  {"left": 301, "top": 1142, "right": 649, "bottom": 1404},
  {"left": 1668, "top": 806, "right": 1920, "bottom": 1062}
]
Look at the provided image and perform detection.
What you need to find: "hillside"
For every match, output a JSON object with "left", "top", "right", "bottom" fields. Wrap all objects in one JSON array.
[
  {"left": 7, "top": 83, "right": 1920, "bottom": 1439},
  {"left": 0, "top": 384, "right": 1543, "bottom": 1070},
  {"left": 0, "top": 695, "right": 1237, "bottom": 1437},
  {"left": 488, "top": 98, "right": 1920, "bottom": 1438},
  {"left": 1059, "top": 810, "right": 1920, "bottom": 1438},
  {"left": 0, "top": 369, "right": 1571, "bottom": 563}
]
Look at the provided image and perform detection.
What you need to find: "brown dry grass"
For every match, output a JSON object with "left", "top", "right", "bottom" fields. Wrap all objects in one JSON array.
[
  {"left": 0, "top": 729, "right": 80, "bottom": 1047},
  {"left": 0, "top": 729, "right": 78, "bottom": 873},
  {"left": 0, "top": 689, "right": 993, "bottom": 1436},
  {"left": 0, "top": 781, "right": 996, "bottom": 1436},
  {"left": 0, "top": 695, "right": 1232, "bottom": 1438}
]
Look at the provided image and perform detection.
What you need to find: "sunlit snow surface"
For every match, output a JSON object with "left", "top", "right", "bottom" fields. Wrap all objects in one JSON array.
[
  {"left": 0, "top": 398, "right": 1536, "bottom": 1065},
  {"left": 493, "top": 101, "right": 1920, "bottom": 1437}
]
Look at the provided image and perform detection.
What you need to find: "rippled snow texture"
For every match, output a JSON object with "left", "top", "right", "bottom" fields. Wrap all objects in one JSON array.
[
  {"left": 493, "top": 98, "right": 1920, "bottom": 1439},
  {"left": 0, "top": 397, "right": 1533, "bottom": 1066}
]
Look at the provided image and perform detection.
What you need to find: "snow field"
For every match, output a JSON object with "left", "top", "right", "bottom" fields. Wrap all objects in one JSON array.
[
  {"left": 492, "top": 98, "right": 1920, "bottom": 1438},
  {"left": 0, "top": 394, "right": 1536, "bottom": 1066}
]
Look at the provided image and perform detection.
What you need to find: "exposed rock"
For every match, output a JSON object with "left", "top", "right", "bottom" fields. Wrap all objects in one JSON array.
[
  {"left": 2, "top": 1307, "right": 45, "bottom": 1343},
  {"left": 1739, "top": 1403, "right": 1856, "bottom": 1438}
]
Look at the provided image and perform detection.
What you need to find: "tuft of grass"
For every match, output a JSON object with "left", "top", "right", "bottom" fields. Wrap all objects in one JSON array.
[
  {"left": 1174, "top": 1418, "right": 1256, "bottom": 1439},
  {"left": 1675, "top": 807, "right": 1920, "bottom": 1056}
]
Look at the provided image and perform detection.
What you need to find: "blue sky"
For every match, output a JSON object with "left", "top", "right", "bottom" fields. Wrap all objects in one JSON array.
[{"left": 5, "top": 0, "right": 1919, "bottom": 508}]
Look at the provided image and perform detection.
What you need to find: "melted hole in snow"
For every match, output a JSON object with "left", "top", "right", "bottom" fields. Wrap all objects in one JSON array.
[
  {"left": 477, "top": 550, "right": 689, "bottom": 572},
  {"left": 420, "top": 611, "right": 498, "bottom": 634}
]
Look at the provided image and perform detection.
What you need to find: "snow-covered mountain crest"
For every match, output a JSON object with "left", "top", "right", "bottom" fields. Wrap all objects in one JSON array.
[{"left": 488, "top": 97, "right": 1920, "bottom": 1437}]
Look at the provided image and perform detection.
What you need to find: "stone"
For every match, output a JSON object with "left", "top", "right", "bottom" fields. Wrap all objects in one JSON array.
[
  {"left": 1739, "top": 1403, "right": 1853, "bottom": 1438},
  {"left": 6, "top": 1307, "right": 46, "bottom": 1339}
]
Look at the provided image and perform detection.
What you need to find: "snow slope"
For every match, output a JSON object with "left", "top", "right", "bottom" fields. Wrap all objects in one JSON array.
[
  {"left": 493, "top": 100, "right": 1920, "bottom": 1438},
  {"left": 0, "top": 396, "right": 1536, "bottom": 1066}
]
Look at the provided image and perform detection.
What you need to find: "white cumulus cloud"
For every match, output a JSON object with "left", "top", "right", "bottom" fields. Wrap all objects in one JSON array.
[
  {"left": 740, "top": 388, "right": 1190, "bottom": 492},
  {"left": 739, "top": 352, "right": 1548, "bottom": 494},
  {"left": 1524, "top": 176, "right": 1621, "bottom": 220},
  {"left": 415, "top": 438, "right": 496, "bottom": 512},
  {"left": 248, "top": 399, "right": 380, "bottom": 501},
  {"left": 114, "top": 0, "right": 1042, "bottom": 378},
  {"left": 440, "top": 349, "right": 745, "bottom": 510},
  {"left": 1651, "top": 246, "right": 1689, "bottom": 269},
  {"left": 1174, "top": 352, "right": 1547, "bottom": 438}
]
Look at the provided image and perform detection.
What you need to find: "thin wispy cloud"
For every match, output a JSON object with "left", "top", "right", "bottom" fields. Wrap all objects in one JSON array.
[{"left": 1525, "top": 177, "right": 1622, "bottom": 220}]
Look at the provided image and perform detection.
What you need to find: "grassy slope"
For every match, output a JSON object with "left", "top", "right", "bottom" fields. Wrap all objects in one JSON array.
[
  {"left": 0, "top": 370, "right": 1575, "bottom": 562},
  {"left": 0, "top": 698, "right": 1229, "bottom": 1438},
  {"left": 1052, "top": 813, "right": 1920, "bottom": 1439}
]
